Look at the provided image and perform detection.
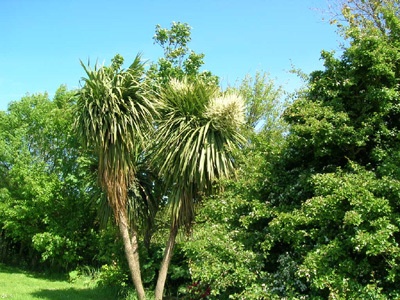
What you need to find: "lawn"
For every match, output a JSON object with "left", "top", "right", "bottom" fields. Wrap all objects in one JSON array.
[{"left": 0, "top": 263, "right": 123, "bottom": 300}]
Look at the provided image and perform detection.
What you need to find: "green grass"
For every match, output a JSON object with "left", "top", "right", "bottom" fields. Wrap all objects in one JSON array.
[{"left": 0, "top": 263, "right": 126, "bottom": 300}]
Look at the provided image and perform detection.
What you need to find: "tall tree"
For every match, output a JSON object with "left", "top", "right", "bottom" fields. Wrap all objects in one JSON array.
[
  {"left": 236, "top": 71, "right": 283, "bottom": 131},
  {"left": 148, "top": 22, "right": 218, "bottom": 86},
  {"left": 261, "top": 1, "right": 400, "bottom": 298},
  {"left": 74, "top": 54, "right": 154, "bottom": 300},
  {"left": 152, "top": 78, "right": 245, "bottom": 299},
  {"left": 0, "top": 87, "right": 101, "bottom": 270},
  {"left": 328, "top": 0, "right": 400, "bottom": 34}
]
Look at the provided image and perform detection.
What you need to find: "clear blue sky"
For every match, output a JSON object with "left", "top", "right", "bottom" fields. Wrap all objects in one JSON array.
[{"left": 0, "top": 0, "right": 342, "bottom": 111}]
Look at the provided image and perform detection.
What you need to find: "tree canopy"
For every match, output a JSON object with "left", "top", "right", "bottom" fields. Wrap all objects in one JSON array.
[{"left": 2, "top": 2, "right": 400, "bottom": 299}]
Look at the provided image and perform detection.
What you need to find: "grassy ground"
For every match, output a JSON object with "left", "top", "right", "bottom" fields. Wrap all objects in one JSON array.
[{"left": 0, "top": 263, "right": 124, "bottom": 300}]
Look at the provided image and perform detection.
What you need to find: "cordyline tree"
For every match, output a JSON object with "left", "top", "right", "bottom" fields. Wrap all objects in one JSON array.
[
  {"left": 74, "top": 22, "right": 244, "bottom": 299},
  {"left": 148, "top": 22, "right": 245, "bottom": 299},
  {"left": 152, "top": 78, "right": 245, "bottom": 299},
  {"left": 74, "top": 54, "right": 154, "bottom": 300}
]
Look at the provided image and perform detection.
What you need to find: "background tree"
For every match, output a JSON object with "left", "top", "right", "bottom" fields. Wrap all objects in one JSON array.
[
  {"left": 327, "top": 0, "right": 400, "bottom": 35},
  {"left": 182, "top": 1, "right": 400, "bottom": 298},
  {"left": 0, "top": 87, "right": 102, "bottom": 270},
  {"left": 148, "top": 21, "right": 218, "bottom": 86},
  {"left": 260, "top": 1, "right": 400, "bottom": 298},
  {"left": 235, "top": 71, "right": 283, "bottom": 131}
]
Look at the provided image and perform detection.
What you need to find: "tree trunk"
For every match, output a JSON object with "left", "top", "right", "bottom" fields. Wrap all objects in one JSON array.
[
  {"left": 118, "top": 210, "right": 146, "bottom": 300},
  {"left": 154, "top": 223, "right": 179, "bottom": 300}
]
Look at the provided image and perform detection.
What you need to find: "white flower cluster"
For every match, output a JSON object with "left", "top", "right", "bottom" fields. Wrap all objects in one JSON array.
[
  {"left": 169, "top": 78, "right": 192, "bottom": 92},
  {"left": 205, "top": 93, "right": 245, "bottom": 130}
]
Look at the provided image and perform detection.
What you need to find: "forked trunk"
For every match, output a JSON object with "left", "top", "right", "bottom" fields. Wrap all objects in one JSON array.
[
  {"left": 154, "top": 223, "right": 179, "bottom": 300},
  {"left": 118, "top": 210, "right": 146, "bottom": 300}
]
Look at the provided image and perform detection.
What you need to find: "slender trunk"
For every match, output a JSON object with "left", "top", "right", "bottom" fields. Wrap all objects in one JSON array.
[
  {"left": 130, "top": 223, "right": 143, "bottom": 289},
  {"left": 154, "top": 223, "right": 179, "bottom": 300},
  {"left": 118, "top": 211, "right": 146, "bottom": 300}
]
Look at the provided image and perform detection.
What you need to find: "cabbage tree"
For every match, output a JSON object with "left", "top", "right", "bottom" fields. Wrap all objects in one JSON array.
[
  {"left": 74, "top": 54, "right": 154, "bottom": 300},
  {"left": 153, "top": 78, "right": 245, "bottom": 299}
]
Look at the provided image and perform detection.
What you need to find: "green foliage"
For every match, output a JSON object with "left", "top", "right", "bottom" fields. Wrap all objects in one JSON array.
[
  {"left": 153, "top": 78, "right": 245, "bottom": 228},
  {"left": 234, "top": 71, "right": 283, "bottom": 130},
  {"left": 76, "top": 54, "right": 154, "bottom": 186},
  {"left": 183, "top": 4, "right": 400, "bottom": 298},
  {"left": 289, "top": 5, "right": 400, "bottom": 174},
  {"left": 154, "top": 22, "right": 192, "bottom": 65},
  {"left": 0, "top": 88, "right": 101, "bottom": 270},
  {"left": 6, "top": 14, "right": 400, "bottom": 299},
  {"left": 184, "top": 221, "right": 265, "bottom": 298},
  {"left": 269, "top": 165, "right": 400, "bottom": 298},
  {"left": 332, "top": 0, "right": 400, "bottom": 36},
  {"left": 260, "top": 3, "right": 400, "bottom": 298},
  {"left": 32, "top": 232, "right": 79, "bottom": 265},
  {"left": 148, "top": 22, "right": 218, "bottom": 86},
  {"left": 97, "top": 263, "right": 129, "bottom": 288},
  {"left": 181, "top": 73, "right": 287, "bottom": 298}
]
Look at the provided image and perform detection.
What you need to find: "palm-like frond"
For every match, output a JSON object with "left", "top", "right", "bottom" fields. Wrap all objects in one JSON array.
[
  {"left": 93, "top": 143, "right": 159, "bottom": 232},
  {"left": 126, "top": 143, "right": 159, "bottom": 231},
  {"left": 74, "top": 54, "right": 155, "bottom": 218},
  {"left": 153, "top": 78, "right": 245, "bottom": 227}
]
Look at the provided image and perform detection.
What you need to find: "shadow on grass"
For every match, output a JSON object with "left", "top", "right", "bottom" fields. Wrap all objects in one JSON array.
[
  {"left": 0, "top": 262, "right": 68, "bottom": 282},
  {"left": 31, "top": 287, "right": 120, "bottom": 300},
  {"left": 0, "top": 263, "right": 20, "bottom": 274},
  {"left": 25, "top": 271, "right": 69, "bottom": 282}
]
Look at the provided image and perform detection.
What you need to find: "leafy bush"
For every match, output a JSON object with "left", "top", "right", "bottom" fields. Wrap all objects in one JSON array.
[{"left": 97, "top": 263, "right": 128, "bottom": 288}]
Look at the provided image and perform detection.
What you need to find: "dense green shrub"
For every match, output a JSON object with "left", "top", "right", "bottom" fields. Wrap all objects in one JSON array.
[
  {"left": 0, "top": 87, "right": 101, "bottom": 270},
  {"left": 184, "top": 1, "right": 400, "bottom": 298}
]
